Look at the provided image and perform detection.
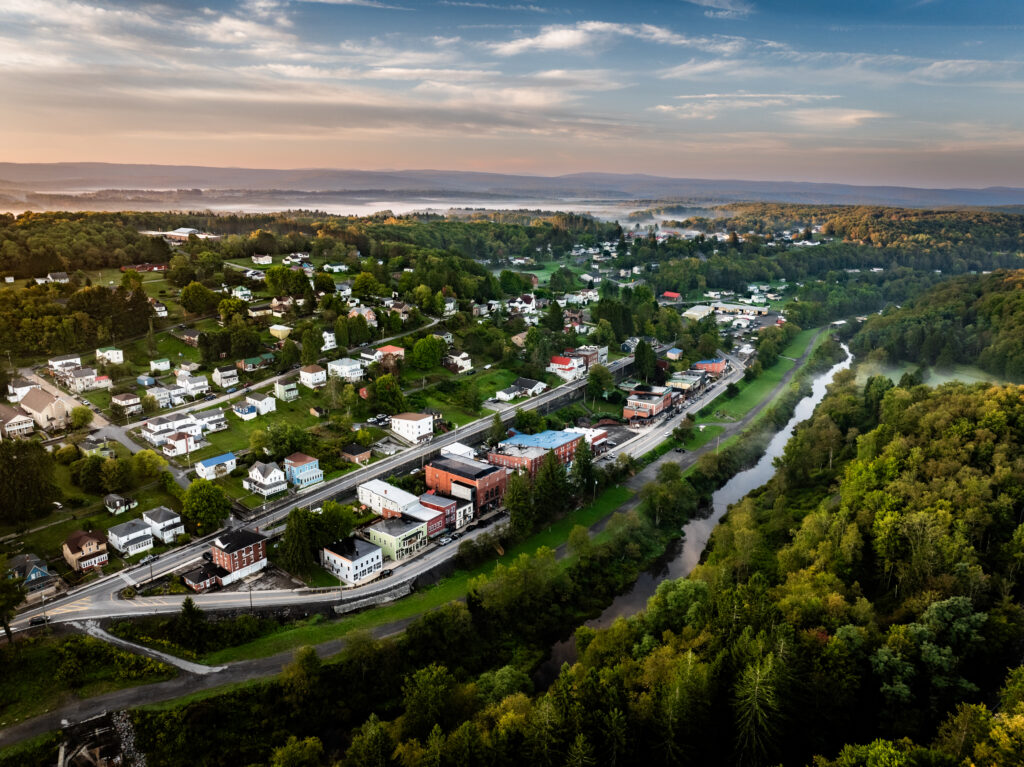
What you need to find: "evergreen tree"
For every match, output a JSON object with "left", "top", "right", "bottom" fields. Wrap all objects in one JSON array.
[
  {"left": 278, "top": 339, "right": 299, "bottom": 371},
  {"left": 534, "top": 451, "right": 569, "bottom": 521},
  {"left": 300, "top": 328, "right": 320, "bottom": 365},
  {"left": 634, "top": 339, "right": 655, "bottom": 382},
  {"left": 505, "top": 470, "right": 535, "bottom": 536},
  {"left": 488, "top": 411, "right": 508, "bottom": 446},
  {"left": 279, "top": 508, "right": 315, "bottom": 576},
  {"left": 543, "top": 300, "right": 564, "bottom": 332},
  {"left": 569, "top": 439, "right": 594, "bottom": 499}
]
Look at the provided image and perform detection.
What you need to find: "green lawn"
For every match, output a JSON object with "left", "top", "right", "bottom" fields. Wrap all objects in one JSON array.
[
  {"left": 470, "top": 368, "right": 517, "bottom": 399},
  {"left": 187, "top": 393, "right": 327, "bottom": 462},
  {"left": 10, "top": 483, "right": 182, "bottom": 563},
  {"left": 700, "top": 357, "right": 796, "bottom": 423},
  {"left": 779, "top": 326, "right": 819, "bottom": 359},
  {"left": 201, "top": 485, "right": 634, "bottom": 664},
  {"left": 304, "top": 564, "right": 340, "bottom": 588},
  {"left": 421, "top": 396, "right": 493, "bottom": 427}
]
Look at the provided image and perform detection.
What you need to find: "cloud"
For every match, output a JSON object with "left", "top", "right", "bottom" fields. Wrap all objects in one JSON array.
[
  {"left": 654, "top": 91, "right": 836, "bottom": 119},
  {"left": 293, "top": 0, "right": 412, "bottom": 8},
  {"left": 787, "top": 108, "right": 889, "bottom": 128},
  {"left": 489, "top": 21, "right": 744, "bottom": 55},
  {"left": 682, "top": 0, "right": 754, "bottom": 19},
  {"left": 437, "top": 1, "right": 551, "bottom": 11}
]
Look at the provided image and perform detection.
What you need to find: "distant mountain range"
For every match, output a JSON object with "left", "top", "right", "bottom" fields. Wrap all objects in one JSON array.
[{"left": 2, "top": 162, "right": 1024, "bottom": 210}]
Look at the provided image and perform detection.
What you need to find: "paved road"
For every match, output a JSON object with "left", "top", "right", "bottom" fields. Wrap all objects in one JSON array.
[
  {"left": 0, "top": 338, "right": 831, "bottom": 748},
  {"left": 18, "top": 368, "right": 111, "bottom": 428},
  {"left": 9, "top": 360, "right": 615, "bottom": 632}
]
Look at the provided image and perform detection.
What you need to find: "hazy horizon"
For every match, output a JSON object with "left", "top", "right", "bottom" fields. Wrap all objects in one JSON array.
[{"left": 2, "top": 1, "right": 1023, "bottom": 188}]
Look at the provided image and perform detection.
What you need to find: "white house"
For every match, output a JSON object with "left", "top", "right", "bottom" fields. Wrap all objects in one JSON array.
[
  {"left": 147, "top": 386, "right": 171, "bottom": 408},
  {"left": 252, "top": 254, "right": 273, "bottom": 265},
  {"left": 324, "top": 263, "right": 348, "bottom": 274},
  {"left": 193, "top": 408, "right": 228, "bottom": 432},
  {"left": 6, "top": 378, "right": 38, "bottom": 403},
  {"left": 327, "top": 358, "right": 362, "bottom": 382},
  {"left": 48, "top": 354, "right": 82, "bottom": 373},
  {"left": 143, "top": 506, "right": 185, "bottom": 544},
  {"left": 141, "top": 412, "right": 202, "bottom": 445},
  {"left": 95, "top": 347, "right": 124, "bottom": 365},
  {"left": 150, "top": 358, "right": 171, "bottom": 373},
  {"left": 546, "top": 355, "right": 586, "bottom": 382},
  {"left": 299, "top": 364, "right": 326, "bottom": 389},
  {"left": 195, "top": 452, "right": 237, "bottom": 480},
  {"left": 111, "top": 392, "right": 142, "bottom": 416},
  {"left": 390, "top": 412, "right": 434, "bottom": 444},
  {"left": 162, "top": 431, "right": 198, "bottom": 457},
  {"left": 444, "top": 352, "right": 473, "bottom": 374},
  {"left": 182, "top": 375, "right": 210, "bottom": 397},
  {"left": 243, "top": 461, "right": 288, "bottom": 497},
  {"left": 246, "top": 391, "right": 276, "bottom": 415},
  {"left": 321, "top": 331, "right": 337, "bottom": 352},
  {"left": 357, "top": 478, "right": 420, "bottom": 516},
  {"left": 231, "top": 285, "right": 253, "bottom": 302},
  {"left": 275, "top": 376, "right": 299, "bottom": 402},
  {"left": 107, "top": 519, "right": 154, "bottom": 556},
  {"left": 233, "top": 401, "right": 258, "bottom": 421},
  {"left": 67, "top": 367, "right": 98, "bottom": 393},
  {"left": 152, "top": 301, "right": 168, "bottom": 318},
  {"left": 212, "top": 365, "right": 239, "bottom": 388},
  {"left": 321, "top": 538, "right": 383, "bottom": 585},
  {"left": 443, "top": 297, "right": 458, "bottom": 316}
]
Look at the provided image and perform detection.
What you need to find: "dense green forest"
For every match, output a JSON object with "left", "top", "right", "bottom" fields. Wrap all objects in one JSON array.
[{"left": 851, "top": 270, "right": 1024, "bottom": 379}]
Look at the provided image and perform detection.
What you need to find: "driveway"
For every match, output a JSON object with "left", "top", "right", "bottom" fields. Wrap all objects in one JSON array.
[{"left": 19, "top": 367, "right": 110, "bottom": 428}]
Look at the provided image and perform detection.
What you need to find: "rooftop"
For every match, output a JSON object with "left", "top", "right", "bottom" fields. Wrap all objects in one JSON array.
[
  {"left": 360, "top": 478, "right": 419, "bottom": 507},
  {"left": 499, "top": 429, "right": 581, "bottom": 451},
  {"left": 324, "top": 537, "right": 381, "bottom": 562},
  {"left": 368, "top": 517, "right": 425, "bottom": 537},
  {"left": 213, "top": 529, "right": 265, "bottom": 554},
  {"left": 428, "top": 455, "right": 500, "bottom": 481},
  {"left": 392, "top": 412, "right": 432, "bottom": 421},
  {"left": 197, "top": 452, "right": 235, "bottom": 468},
  {"left": 143, "top": 506, "right": 180, "bottom": 523}
]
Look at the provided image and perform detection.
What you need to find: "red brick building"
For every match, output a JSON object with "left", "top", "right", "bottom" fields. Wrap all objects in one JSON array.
[
  {"left": 210, "top": 530, "right": 267, "bottom": 585},
  {"left": 425, "top": 456, "right": 506, "bottom": 512},
  {"left": 486, "top": 430, "right": 583, "bottom": 477},
  {"left": 623, "top": 385, "right": 673, "bottom": 421}
]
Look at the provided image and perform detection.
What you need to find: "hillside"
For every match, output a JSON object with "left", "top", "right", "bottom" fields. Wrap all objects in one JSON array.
[{"left": 851, "top": 270, "right": 1024, "bottom": 379}]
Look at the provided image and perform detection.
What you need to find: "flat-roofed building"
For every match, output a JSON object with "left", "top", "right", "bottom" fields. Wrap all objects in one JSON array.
[{"left": 425, "top": 455, "right": 506, "bottom": 512}]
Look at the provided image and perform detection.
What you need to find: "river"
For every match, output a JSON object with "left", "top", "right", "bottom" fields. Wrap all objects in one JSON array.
[{"left": 539, "top": 343, "right": 852, "bottom": 677}]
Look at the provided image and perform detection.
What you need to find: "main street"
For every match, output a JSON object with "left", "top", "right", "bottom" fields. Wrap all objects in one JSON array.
[{"left": 10, "top": 355, "right": 633, "bottom": 630}]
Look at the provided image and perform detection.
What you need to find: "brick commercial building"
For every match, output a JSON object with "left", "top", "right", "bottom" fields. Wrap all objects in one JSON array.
[
  {"left": 486, "top": 429, "right": 583, "bottom": 477},
  {"left": 419, "top": 492, "right": 474, "bottom": 531},
  {"left": 623, "top": 385, "right": 673, "bottom": 421},
  {"left": 425, "top": 455, "right": 506, "bottom": 513},
  {"left": 210, "top": 529, "right": 267, "bottom": 586}
]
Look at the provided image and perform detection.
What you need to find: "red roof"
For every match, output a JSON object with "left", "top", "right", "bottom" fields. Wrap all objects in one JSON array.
[
  {"left": 662, "top": 291, "right": 681, "bottom": 299},
  {"left": 378, "top": 345, "right": 404, "bottom": 354},
  {"left": 550, "top": 355, "right": 572, "bottom": 366},
  {"left": 284, "top": 452, "right": 317, "bottom": 466}
]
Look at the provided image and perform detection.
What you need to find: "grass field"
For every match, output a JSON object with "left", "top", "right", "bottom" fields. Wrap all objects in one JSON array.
[{"left": 201, "top": 486, "right": 633, "bottom": 664}]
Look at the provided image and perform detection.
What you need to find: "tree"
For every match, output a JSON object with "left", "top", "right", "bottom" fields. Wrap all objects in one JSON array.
[
  {"left": 401, "top": 663, "right": 459, "bottom": 740},
  {"left": 534, "top": 451, "right": 569, "bottom": 521},
  {"left": 120, "top": 269, "right": 143, "bottom": 292},
  {"left": 271, "top": 736, "right": 323, "bottom": 767},
  {"left": 586, "top": 363, "right": 614, "bottom": 402},
  {"left": 373, "top": 373, "right": 406, "bottom": 414},
  {"left": 140, "top": 394, "right": 159, "bottom": 414},
  {"left": 344, "top": 714, "right": 395, "bottom": 767},
  {"left": 506, "top": 470, "right": 535, "bottom": 535},
  {"left": 334, "top": 315, "right": 350, "bottom": 348},
  {"left": 132, "top": 449, "right": 167, "bottom": 480},
  {"left": 634, "top": 339, "right": 655, "bottom": 382},
  {"left": 278, "top": 339, "right": 299, "bottom": 371},
  {"left": 179, "top": 281, "right": 219, "bottom": 314},
  {"left": 488, "top": 412, "right": 508, "bottom": 446},
  {"left": 218, "top": 297, "right": 246, "bottom": 324},
  {"left": 543, "top": 300, "right": 564, "bottom": 331},
  {"left": 569, "top": 438, "right": 594, "bottom": 499},
  {"left": 300, "top": 328, "right": 320, "bottom": 366},
  {"left": 279, "top": 508, "right": 315, "bottom": 576},
  {"left": 0, "top": 440, "right": 59, "bottom": 524},
  {"left": 100, "top": 458, "right": 132, "bottom": 493},
  {"left": 70, "top": 406, "right": 94, "bottom": 430},
  {"left": 282, "top": 645, "right": 323, "bottom": 708},
  {"left": 0, "top": 554, "right": 27, "bottom": 644},
  {"left": 181, "top": 479, "right": 231, "bottom": 531},
  {"left": 173, "top": 596, "right": 207, "bottom": 651},
  {"left": 411, "top": 336, "right": 445, "bottom": 370}
]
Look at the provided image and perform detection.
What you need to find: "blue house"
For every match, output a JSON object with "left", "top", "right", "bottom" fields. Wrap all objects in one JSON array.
[
  {"left": 284, "top": 452, "right": 324, "bottom": 488},
  {"left": 137, "top": 374, "right": 156, "bottom": 387},
  {"left": 8, "top": 553, "right": 58, "bottom": 601}
]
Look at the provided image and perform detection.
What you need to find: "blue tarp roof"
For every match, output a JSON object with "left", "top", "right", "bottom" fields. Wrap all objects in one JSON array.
[{"left": 500, "top": 430, "right": 579, "bottom": 450}]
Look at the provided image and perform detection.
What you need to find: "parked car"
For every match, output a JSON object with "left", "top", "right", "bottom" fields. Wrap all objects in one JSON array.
[
  {"left": 226, "top": 387, "right": 237, "bottom": 394},
  {"left": 202, "top": 552, "right": 213, "bottom": 562},
  {"left": 438, "top": 536, "right": 453, "bottom": 546},
  {"left": 29, "top": 616, "right": 50, "bottom": 626},
  {"left": 139, "top": 554, "right": 156, "bottom": 565},
  {"left": 205, "top": 394, "right": 216, "bottom": 400},
  {"left": 450, "top": 532, "right": 462, "bottom": 540},
  {"left": 380, "top": 569, "right": 393, "bottom": 578},
  {"left": 674, "top": 447, "right": 686, "bottom": 453}
]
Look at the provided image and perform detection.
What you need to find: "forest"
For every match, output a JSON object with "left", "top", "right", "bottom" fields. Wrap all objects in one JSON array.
[{"left": 851, "top": 270, "right": 1024, "bottom": 379}]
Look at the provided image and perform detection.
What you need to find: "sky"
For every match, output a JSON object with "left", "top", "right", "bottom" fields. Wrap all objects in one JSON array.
[{"left": 1, "top": 0, "right": 1023, "bottom": 187}]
